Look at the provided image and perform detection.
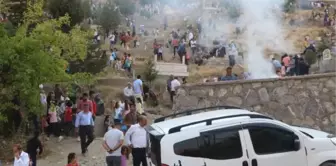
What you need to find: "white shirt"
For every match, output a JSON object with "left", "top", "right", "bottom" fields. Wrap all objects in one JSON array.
[
  {"left": 109, "top": 34, "right": 115, "bottom": 41},
  {"left": 114, "top": 107, "right": 123, "bottom": 119},
  {"left": 97, "top": 35, "right": 101, "bottom": 40},
  {"left": 104, "top": 128, "right": 124, "bottom": 156},
  {"left": 123, "top": 87, "right": 133, "bottom": 97},
  {"left": 14, "top": 151, "right": 30, "bottom": 166},
  {"left": 190, "top": 40, "right": 196, "bottom": 48},
  {"left": 188, "top": 32, "right": 194, "bottom": 41},
  {"left": 171, "top": 79, "right": 181, "bottom": 91},
  {"left": 125, "top": 124, "right": 147, "bottom": 148}
]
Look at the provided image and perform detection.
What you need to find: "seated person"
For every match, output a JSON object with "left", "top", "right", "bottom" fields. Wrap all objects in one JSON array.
[{"left": 220, "top": 67, "right": 238, "bottom": 81}]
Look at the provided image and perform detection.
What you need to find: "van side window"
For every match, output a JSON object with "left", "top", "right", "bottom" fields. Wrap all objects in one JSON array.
[
  {"left": 200, "top": 130, "right": 243, "bottom": 160},
  {"left": 173, "top": 138, "right": 202, "bottom": 157},
  {"left": 173, "top": 130, "right": 243, "bottom": 160},
  {"left": 248, "top": 127, "right": 299, "bottom": 155}
]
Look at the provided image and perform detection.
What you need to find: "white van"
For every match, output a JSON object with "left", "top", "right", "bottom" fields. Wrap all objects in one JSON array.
[{"left": 146, "top": 106, "right": 336, "bottom": 166}]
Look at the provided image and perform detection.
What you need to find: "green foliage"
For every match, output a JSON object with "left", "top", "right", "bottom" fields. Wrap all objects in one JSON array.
[
  {"left": 24, "top": 0, "right": 44, "bottom": 24},
  {"left": 304, "top": 49, "right": 317, "bottom": 65},
  {"left": 97, "top": 0, "right": 121, "bottom": 35},
  {"left": 45, "top": 0, "right": 91, "bottom": 26},
  {"left": 7, "top": 0, "right": 27, "bottom": 26},
  {"left": 143, "top": 59, "right": 158, "bottom": 87},
  {"left": 115, "top": 0, "right": 135, "bottom": 17},
  {"left": 0, "top": 12, "right": 90, "bottom": 124},
  {"left": 0, "top": 0, "right": 9, "bottom": 13}
]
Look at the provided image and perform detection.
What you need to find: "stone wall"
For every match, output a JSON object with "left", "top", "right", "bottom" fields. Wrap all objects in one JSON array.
[{"left": 173, "top": 73, "right": 336, "bottom": 133}]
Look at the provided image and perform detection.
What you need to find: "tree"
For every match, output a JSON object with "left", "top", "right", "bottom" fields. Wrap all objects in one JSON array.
[
  {"left": 6, "top": 0, "right": 27, "bottom": 26},
  {"left": 97, "top": 0, "right": 120, "bottom": 36},
  {"left": 0, "top": 0, "right": 92, "bottom": 136},
  {"left": 143, "top": 59, "right": 158, "bottom": 88},
  {"left": 115, "top": 0, "right": 135, "bottom": 17},
  {"left": 304, "top": 49, "right": 317, "bottom": 65},
  {"left": 45, "top": 0, "right": 91, "bottom": 27}
]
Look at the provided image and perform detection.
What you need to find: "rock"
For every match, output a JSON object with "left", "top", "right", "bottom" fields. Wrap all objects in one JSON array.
[
  {"left": 326, "top": 79, "right": 336, "bottom": 89},
  {"left": 233, "top": 85, "right": 242, "bottom": 95},
  {"left": 176, "top": 89, "right": 186, "bottom": 96},
  {"left": 209, "top": 89, "right": 214, "bottom": 96},
  {"left": 189, "top": 89, "right": 207, "bottom": 97},
  {"left": 252, "top": 83, "right": 262, "bottom": 88},
  {"left": 278, "top": 95, "right": 296, "bottom": 105},
  {"left": 225, "top": 97, "right": 243, "bottom": 106},
  {"left": 323, "top": 102, "right": 335, "bottom": 113},
  {"left": 245, "top": 90, "right": 260, "bottom": 106},
  {"left": 258, "top": 88, "right": 270, "bottom": 102},
  {"left": 217, "top": 88, "right": 228, "bottom": 97},
  {"left": 272, "top": 86, "right": 288, "bottom": 97},
  {"left": 330, "top": 114, "right": 336, "bottom": 124}
]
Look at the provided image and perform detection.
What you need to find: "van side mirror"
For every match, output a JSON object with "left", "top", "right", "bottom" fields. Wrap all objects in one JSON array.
[{"left": 293, "top": 138, "right": 301, "bottom": 151}]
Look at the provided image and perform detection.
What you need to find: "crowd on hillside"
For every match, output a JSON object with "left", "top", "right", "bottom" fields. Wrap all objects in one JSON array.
[{"left": 13, "top": 74, "right": 152, "bottom": 166}]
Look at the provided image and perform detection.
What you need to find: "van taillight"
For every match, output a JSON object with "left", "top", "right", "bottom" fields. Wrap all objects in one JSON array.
[{"left": 161, "top": 164, "right": 169, "bottom": 166}]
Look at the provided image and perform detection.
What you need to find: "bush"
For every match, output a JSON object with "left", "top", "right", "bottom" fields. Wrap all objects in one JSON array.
[
  {"left": 143, "top": 59, "right": 158, "bottom": 87},
  {"left": 304, "top": 49, "right": 317, "bottom": 65}
]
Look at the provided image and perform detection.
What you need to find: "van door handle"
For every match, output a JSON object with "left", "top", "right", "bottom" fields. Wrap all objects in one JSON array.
[
  {"left": 203, "top": 162, "right": 207, "bottom": 166},
  {"left": 243, "top": 160, "right": 248, "bottom": 166},
  {"left": 252, "top": 159, "right": 258, "bottom": 166}
]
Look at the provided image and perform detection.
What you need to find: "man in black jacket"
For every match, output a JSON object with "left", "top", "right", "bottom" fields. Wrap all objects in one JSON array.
[{"left": 27, "top": 131, "right": 43, "bottom": 166}]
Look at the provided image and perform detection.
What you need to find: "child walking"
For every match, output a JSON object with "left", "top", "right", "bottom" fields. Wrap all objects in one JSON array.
[
  {"left": 64, "top": 100, "right": 73, "bottom": 137},
  {"left": 121, "top": 146, "right": 130, "bottom": 166}
]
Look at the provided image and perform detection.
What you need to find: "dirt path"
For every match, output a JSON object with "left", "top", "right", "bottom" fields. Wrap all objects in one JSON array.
[{"left": 36, "top": 113, "right": 161, "bottom": 166}]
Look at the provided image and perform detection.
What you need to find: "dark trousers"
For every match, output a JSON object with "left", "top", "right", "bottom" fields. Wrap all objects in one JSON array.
[
  {"left": 170, "top": 91, "right": 176, "bottom": 102},
  {"left": 29, "top": 152, "right": 37, "bottom": 166},
  {"left": 134, "top": 40, "right": 137, "bottom": 48},
  {"left": 157, "top": 53, "right": 163, "bottom": 60},
  {"left": 132, "top": 148, "right": 148, "bottom": 166},
  {"left": 79, "top": 125, "right": 94, "bottom": 153},
  {"left": 47, "top": 122, "right": 60, "bottom": 137},
  {"left": 64, "top": 121, "right": 73, "bottom": 137},
  {"left": 191, "top": 47, "right": 196, "bottom": 56},
  {"left": 106, "top": 156, "right": 121, "bottom": 166},
  {"left": 173, "top": 46, "right": 178, "bottom": 56}
]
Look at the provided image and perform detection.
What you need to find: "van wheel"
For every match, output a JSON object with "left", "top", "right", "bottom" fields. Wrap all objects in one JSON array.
[{"left": 321, "top": 162, "right": 336, "bottom": 166}]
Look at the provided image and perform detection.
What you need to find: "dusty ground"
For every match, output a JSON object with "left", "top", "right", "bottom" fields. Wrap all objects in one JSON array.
[{"left": 29, "top": 113, "right": 162, "bottom": 166}]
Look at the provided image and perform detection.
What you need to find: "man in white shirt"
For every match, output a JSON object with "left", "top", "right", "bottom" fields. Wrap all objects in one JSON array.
[
  {"left": 125, "top": 116, "right": 148, "bottom": 166},
  {"left": 133, "top": 75, "right": 143, "bottom": 104},
  {"left": 102, "top": 121, "right": 124, "bottom": 166},
  {"left": 123, "top": 82, "right": 134, "bottom": 102},
  {"left": 13, "top": 144, "right": 30, "bottom": 166},
  {"left": 170, "top": 77, "right": 181, "bottom": 103},
  {"left": 109, "top": 33, "right": 115, "bottom": 49}
]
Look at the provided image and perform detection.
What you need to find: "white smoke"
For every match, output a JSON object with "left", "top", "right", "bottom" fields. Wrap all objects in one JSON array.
[{"left": 238, "top": 0, "right": 293, "bottom": 79}]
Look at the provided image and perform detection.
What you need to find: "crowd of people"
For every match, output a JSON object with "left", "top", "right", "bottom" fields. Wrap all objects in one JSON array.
[
  {"left": 12, "top": 73, "right": 151, "bottom": 166},
  {"left": 108, "top": 49, "right": 134, "bottom": 76}
]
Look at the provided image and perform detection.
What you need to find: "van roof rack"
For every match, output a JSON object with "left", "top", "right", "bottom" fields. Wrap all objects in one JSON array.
[
  {"left": 168, "top": 114, "right": 273, "bottom": 134},
  {"left": 153, "top": 105, "right": 242, "bottom": 123}
]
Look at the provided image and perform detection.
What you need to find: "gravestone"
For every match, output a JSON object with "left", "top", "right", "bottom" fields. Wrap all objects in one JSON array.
[{"left": 319, "top": 49, "right": 336, "bottom": 73}]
